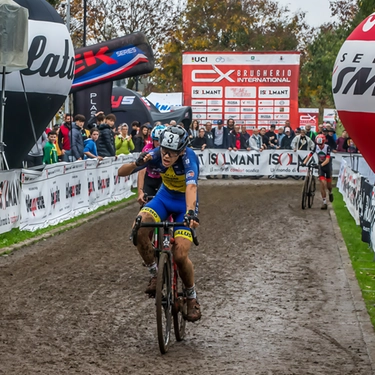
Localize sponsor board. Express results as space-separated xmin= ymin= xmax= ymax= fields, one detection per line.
xmin=225 ymin=100 xmax=240 ymax=106
xmin=298 ymin=108 xmax=319 ymax=128
xmin=16 ymin=157 xmax=135 ymax=232
xmin=194 ymin=149 xmax=356 ymax=178
xmin=0 ymin=171 xmax=21 ymax=234
xmin=183 ymin=52 xmax=300 ymax=127
xmin=225 ymin=107 xmax=240 ymax=113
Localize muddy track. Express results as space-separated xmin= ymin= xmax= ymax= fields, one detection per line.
xmin=0 ymin=179 xmax=373 ymax=375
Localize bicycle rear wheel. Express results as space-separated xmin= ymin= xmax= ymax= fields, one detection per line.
xmin=301 ymin=175 xmax=310 ymax=210
xmin=307 ymin=176 xmax=316 ymax=208
xmin=156 ymin=252 xmax=172 ymax=354
xmin=173 ymin=274 xmax=186 ymax=341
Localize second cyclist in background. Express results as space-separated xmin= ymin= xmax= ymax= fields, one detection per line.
xmin=137 ymin=125 xmax=166 ymax=205
xmin=303 ymin=134 xmax=334 ymax=210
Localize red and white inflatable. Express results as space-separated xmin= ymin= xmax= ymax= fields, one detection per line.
xmin=333 ymin=13 xmax=375 ymax=173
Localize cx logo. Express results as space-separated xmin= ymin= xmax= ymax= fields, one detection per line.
xmin=192 ymin=65 xmax=235 ymax=83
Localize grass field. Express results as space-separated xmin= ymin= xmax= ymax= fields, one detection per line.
xmin=332 ymin=188 xmax=375 ymax=328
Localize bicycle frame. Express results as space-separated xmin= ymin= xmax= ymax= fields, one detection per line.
xmin=131 ymin=215 xmax=198 ymax=353
xmin=301 ymin=163 xmax=319 ymax=209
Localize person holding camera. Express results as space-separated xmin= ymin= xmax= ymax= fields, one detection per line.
xmin=115 ymin=123 xmax=134 ymax=155
xmin=87 ymin=111 xmax=105 ymax=130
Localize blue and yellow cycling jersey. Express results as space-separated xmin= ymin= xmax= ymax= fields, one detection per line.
xmin=133 ymin=146 xmax=199 ymax=194
xmin=133 ymin=147 xmax=199 ymax=241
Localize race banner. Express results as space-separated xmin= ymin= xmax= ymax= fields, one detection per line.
xmin=194 ymin=149 xmax=302 ymax=176
xmin=298 ymin=108 xmax=319 ymax=131
xmin=337 ymin=159 xmax=361 ymax=224
xmin=193 ymin=149 xmax=352 ymax=177
xmin=0 ymin=170 xmax=21 ymax=234
xmin=44 ymin=163 xmax=72 ymax=226
xmin=359 ymin=177 xmax=375 ymax=245
xmin=323 ymin=108 xmax=337 ymax=125
xmin=20 ymin=169 xmax=50 ymax=231
xmin=19 ymin=157 xmax=136 ymax=232
xmin=182 ymin=52 xmax=300 ymax=128
xmin=112 ymin=154 xmax=135 ymax=200
xmin=64 ymin=161 xmax=89 ymax=215
xmin=96 ymin=158 xmax=114 ymax=204
xmin=86 ymin=159 xmax=101 ymax=209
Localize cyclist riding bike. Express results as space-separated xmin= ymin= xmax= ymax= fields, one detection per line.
xmin=303 ymin=134 xmax=334 ymax=210
xmin=118 ymin=125 xmax=202 ymax=322
xmin=137 ymin=125 xmax=166 ymax=205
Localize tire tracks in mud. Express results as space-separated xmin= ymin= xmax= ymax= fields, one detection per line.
xmin=0 ymin=180 xmax=373 ymax=374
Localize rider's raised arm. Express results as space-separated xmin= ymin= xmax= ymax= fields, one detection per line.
xmin=118 ymin=151 xmax=154 ymax=177
xmin=118 ymin=160 xmax=139 ymax=177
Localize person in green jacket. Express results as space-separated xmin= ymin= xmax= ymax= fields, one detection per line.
xmin=43 ymin=131 xmax=58 ymax=164
xmin=115 ymin=123 xmax=135 ymax=155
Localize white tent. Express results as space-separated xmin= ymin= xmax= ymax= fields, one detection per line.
xmin=146 ymin=92 xmax=182 ymax=113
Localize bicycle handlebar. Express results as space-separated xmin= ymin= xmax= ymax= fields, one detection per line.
xmin=131 ymin=215 xmax=199 ymax=247
xmin=143 ymin=193 xmax=155 ymax=202
xmin=297 ymin=162 xmax=319 ymax=172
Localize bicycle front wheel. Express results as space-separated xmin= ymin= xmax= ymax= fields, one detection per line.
xmin=301 ymin=175 xmax=310 ymax=210
xmin=156 ymin=252 xmax=172 ymax=354
xmin=173 ymin=274 xmax=186 ymax=341
xmin=308 ymin=176 xmax=316 ymax=208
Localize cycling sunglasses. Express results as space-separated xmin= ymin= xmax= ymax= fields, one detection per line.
xmin=161 ymin=147 xmax=180 ymax=158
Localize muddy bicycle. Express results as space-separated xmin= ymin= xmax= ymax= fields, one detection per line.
xmin=131 ymin=214 xmax=199 ymax=354
xmin=301 ymin=163 xmax=319 ymax=209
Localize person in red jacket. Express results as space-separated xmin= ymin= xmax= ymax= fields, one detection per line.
xmin=58 ymin=113 xmax=72 ymax=162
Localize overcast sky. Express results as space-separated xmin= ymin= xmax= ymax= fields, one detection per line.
xmin=276 ymin=0 xmax=335 ymax=27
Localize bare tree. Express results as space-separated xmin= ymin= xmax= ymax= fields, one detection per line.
xmin=60 ymin=0 xmax=181 ymax=56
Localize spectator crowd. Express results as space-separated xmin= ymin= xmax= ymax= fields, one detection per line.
xmin=24 ymin=111 xmax=359 ymax=169
xmin=189 ymin=119 xmax=358 ymax=154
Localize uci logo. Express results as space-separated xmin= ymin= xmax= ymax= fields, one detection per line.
xmin=191 ymin=56 xmax=208 ymax=63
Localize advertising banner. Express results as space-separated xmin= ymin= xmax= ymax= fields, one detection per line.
xmin=194 ymin=149 xmax=309 ymax=176
xmin=298 ymin=108 xmax=319 ymax=131
xmin=146 ymin=92 xmax=183 ymax=112
xmin=0 ymin=170 xmax=21 ymax=234
xmin=360 ymin=177 xmax=375 ymax=245
xmin=20 ymin=170 xmax=50 ymax=230
xmin=323 ymin=108 xmax=337 ymax=125
xmin=73 ymin=81 xmax=113 ymax=124
xmin=44 ymin=163 xmax=71 ymax=226
xmin=18 ymin=157 xmax=136 ymax=232
xmin=112 ymin=154 xmax=135 ymax=200
xmin=182 ymin=52 xmax=300 ymax=128
xmin=337 ymin=159 xmax=361 ymax=224
xmin=96 ymin=158 xmax=114 ymax=204
xmin=194 ymin=149 xmax=351 ymax=177
xmin=64 ymin=161 xmax=89 ymax=215
xmin=71 ymin=32 xmax=154 ymax=93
